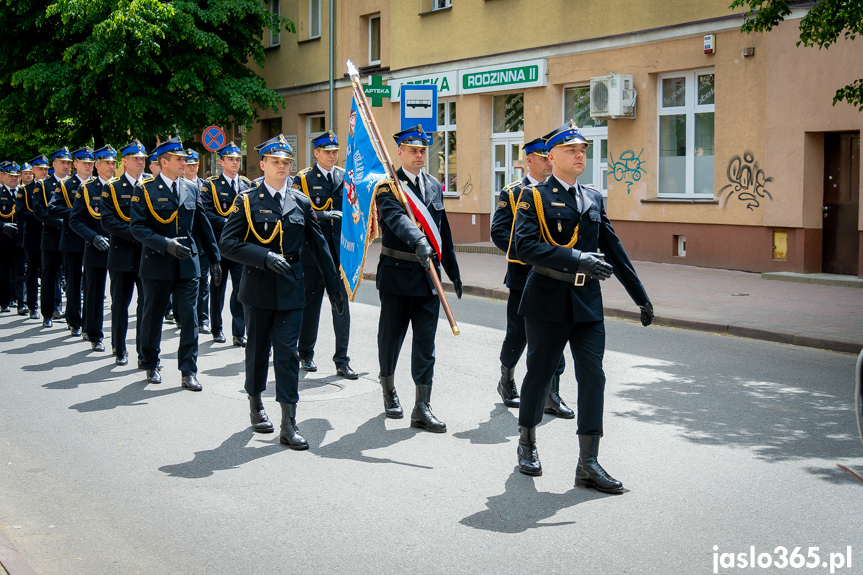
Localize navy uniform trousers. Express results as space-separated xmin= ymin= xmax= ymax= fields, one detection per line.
xmin=49 ymin=174 xmax=88 ymax=330
xmin=33 ymin=178 xmax=65 ymax=317
xmin=514 ymin=177 xmax=648 ymax=434
xmin=219 ymin=184 xmax=341 ymax=404
xmin=16 ymin=182 xmax=43 ymax=311
xmin=70 ymin=179 xmax=109 ymax=342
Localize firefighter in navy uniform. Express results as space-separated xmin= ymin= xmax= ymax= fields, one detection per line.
xmin=183 ymin=149 xmax=210 ymax=335
xmin=17 ymin=157 xmax=47 ymax=320
xmin=130 ymin=137 xmax=222 ymax=391
xmin=489 ymin=137 xmax=572 ymax=418
xmin=101 ymin=140 xmax=147 ymax=366
xmin=374 ymin=126 xmax=462 ymax=433
xmin=219 ymin=134 xmax=345 ymax=449
xmin=0 ymin=162 xmax=23 ymax=312
xmin=48 ymin=146 xmax=94 ymax=337
xmin=293 ymin=131 xmax=357 ymax=379
xmin=200 ymin=141 xmax=249 ymax=346
xmin=70 ymin=145 xmax=116 ymax=351
xmin=512 ymin=122 xmax=655 ymax=489
xmin=33 ymin=147 xmax=72 ymax=327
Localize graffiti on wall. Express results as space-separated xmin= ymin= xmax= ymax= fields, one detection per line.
xmin=608 ymin=148 xmax=645 ymax=194
xmin=719 ymin=151 xmax=773 ymax=210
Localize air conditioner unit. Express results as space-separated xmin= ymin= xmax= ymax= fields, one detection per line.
xmin=590 ymin=74 xmax=637 ymax=119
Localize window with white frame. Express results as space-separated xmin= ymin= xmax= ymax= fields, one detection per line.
xmin=429 ymin=99 xmax=457 ymax=195
xmin=309 ymin=0 xmax=321 ymax=39
xmin=564 ymin=85 xmax=609 ymax=197
xmin=269 ymin=0 xmax=280 ymax=47
xmin=306 ymin=114 xmax=326 ymax=168
xmin=368 ymin=15 xmax=381 ymax=66
xmin=433 ymin=0 xmax=452 ymax=10
xmin=657 ymin=69 xmax=715 ymax=197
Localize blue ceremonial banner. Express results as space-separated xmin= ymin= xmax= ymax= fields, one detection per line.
xmin=341 ymin=95 xmax=387 ymax=300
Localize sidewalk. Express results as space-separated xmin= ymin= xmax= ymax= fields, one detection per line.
xmin=363 ymin=242 xmax=863 ymax=354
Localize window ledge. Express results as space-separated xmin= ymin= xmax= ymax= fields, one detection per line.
xmin=264 ymin=43 xmax=281 ymax=51
xmin=641 ymin=197 xmax=719 ymax=204
xmin=298 ymin=36 xmax=321 ymax=45
xmin=419 ymin=6 xmax=452 ymax=16
xmin=442 ymin=192 xmax=459 ymax=198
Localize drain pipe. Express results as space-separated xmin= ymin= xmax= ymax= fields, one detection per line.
xmin=328 ymin=0 xmax=334 ymax=130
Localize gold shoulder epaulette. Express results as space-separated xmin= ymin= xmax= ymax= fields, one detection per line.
xmin=297 ymin=167 xmax=312 ymax=176
xmin=239 ymin=175 xmax=251 ymax=183
xmin=141 ymin=175 xmax=155 ymax=184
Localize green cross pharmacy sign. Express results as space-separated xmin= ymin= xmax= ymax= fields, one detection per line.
xmin=363 ymin=75 xmax=391 ymax=107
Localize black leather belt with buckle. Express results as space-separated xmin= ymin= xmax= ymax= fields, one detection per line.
xmin=533 ymin=266 xmax=589 ymax=287
xmin=381 ymin=246 xmax=420 ymax=262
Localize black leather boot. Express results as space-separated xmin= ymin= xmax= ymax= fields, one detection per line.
xmin=279 ymin=403 xmax=308 ymax=450
xmin=544 ymin=374 xmax=575 ymax=419
xmin=575 ymin=435 xmax=623 ymax=494
xmin=410 ymin=385 xmax=446 ymax=433
xmin=497 ymin=365 xmax=519 ymax=408
xmin=517 ymin=426 xmax=542 ymax=476
xmin=380 ymin=374 xmax=403 ymax=419
xmin=249 ymin=393 xmax=274 ymax=433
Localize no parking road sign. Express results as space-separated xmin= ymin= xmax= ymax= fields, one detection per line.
xmin=202 ymin=125 xmax=226 ymax=152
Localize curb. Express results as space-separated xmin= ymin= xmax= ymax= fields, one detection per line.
xmin=362 ymin=273 xmax=862 ymax=355
xmin=0 ymin=528 xmax=38 ymax=575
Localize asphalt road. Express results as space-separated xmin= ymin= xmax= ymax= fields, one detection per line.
xmin=0 ymin=290 xmax=860 ymax=575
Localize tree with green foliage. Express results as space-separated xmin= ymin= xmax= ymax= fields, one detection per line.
xmin=729 ymin=0 xmax=863 ymax=110
xmin=0 ymin=0 xmax=295 ymax=159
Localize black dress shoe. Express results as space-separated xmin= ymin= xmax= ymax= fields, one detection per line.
xmin=517 ymin=426 xmax=542 ymax=476
xmin=544 ymin=374 xmax=575 ymax=419
xmin=116 ymin=352 xmax=129 ymax=366
xmin=575 ymin=435 xmax=623 ymax=494
xmin=380 ymin=375 xmax=403 ymax=419
xmin=29 ymin=311 xmax=40 ymax=320
xmin=232 ymin=335 xmax=246 ymax=347
xmin=91 ymin=341 xmax=105 ymax=352
xmin=213 ymin=330 xmax=226 ymax=343
xmin=42 ymin=319 xmax=52 ymax=328
xmin=299 ymin=357 xmax=316 ymax=372
xmin=146 ymin=369 xmax=162 ymax=384
xmin=336 ymin=365 xmax=359 ymax=380
xmin=181 ymin=374 xmax=202 ymax=391
xmin=279 ymin=403 xmax=308 ymax=450
xmin=249 ymin=394 xmax=274 ymax=433
xmin=17 ymin=306 xmax=28 ymax=316
xmin=0 ymin=306 xmax=10 ymax=313
xmin=409 ymin=385 xmax=446 ymax=433
xmin=199 ymin=321 xmax=211 ymax=335
xmin=164 ymin=310 xmax=174 ymax=323
xmin=52 ymin=310 xmax=65 ymax=320
xmin=497 ymin=365 xmax=520 ymax=408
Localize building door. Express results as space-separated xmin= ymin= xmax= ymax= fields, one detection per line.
xmin=822 ymin=132 xmax=860 ymax=275
xmin=491 ymin=138 xmax=524 ymax=215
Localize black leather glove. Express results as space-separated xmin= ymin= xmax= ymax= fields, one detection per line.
xmin=414 ymin=237 xmax=433 ymax=268
xmin=2 ymin=223 xmax=17 ymax=238
xmin=166 ymin=237 xmax=192 ymax=260
xmin=210 ymin=262 xmax=222 ymax=287
xmin=453 ymin=278 xmax=463 ymax=299
xmin=575 ymin=251 xmax=614 ymax=281
xmin=322 ymin=210 xmax=342 ymax=222
xmin=265 ymin=251 xmax=292 ymax=276
xmin=639 ymin=301 xmax=654 ymax=327
xmin=91 ymin=235 xmax=110 ymax=251
xmin=329 ymin=290 xmax=346 ymax=316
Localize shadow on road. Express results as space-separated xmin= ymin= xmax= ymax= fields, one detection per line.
xmin=68 ymin=379 xmax=184 ymax=412
xmin=460 ymin=468 xmax=611 ymax=532
xmin=613 ymin=359 xmax=861 ymax=483
xmin=0 ymin=324 xmax=56 ymax=346
xmin=453 ymin=404 xmax=518 ymax=445
xmin=23 ymin=347 xmax=108 ymax=371
xmin=159 ymin=429 xmax=282 ymax=479
xmin=306 ymin=414 xmax=432 ymax=469
xmin=43 ymin=362 xmax=121 ymax=390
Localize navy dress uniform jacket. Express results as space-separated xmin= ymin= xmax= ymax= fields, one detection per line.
xmin=514 ymin=176 xmax=648 ymax=324
xmin=201 ymin=174 xmax=250 ymax=241
xmin=32 ymin=177 xmax=64 ymax=251
xmin=69 ymin=178 xmax=109 ymax=269
xmin=48 ymin=173 xmax=86 ymax=253
xmin=130 ymin=175 xmax=220 ymax=280
xmin=0 ymin=186 xmax=20 ymax=248
xmin=490 ymin=177 xmax=533 ymax=291
xmin=16 ymin=182 xmax=44 ymax=251
xmin=375 ymin=168 xmax=460 ymax=296
xmin=293 ymin=164 xmax=345 ymax=268
xmin=100 ymin=176 xmax=142 ymax=273
xmin=219 ymin=184 xmax=340 ymax=311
